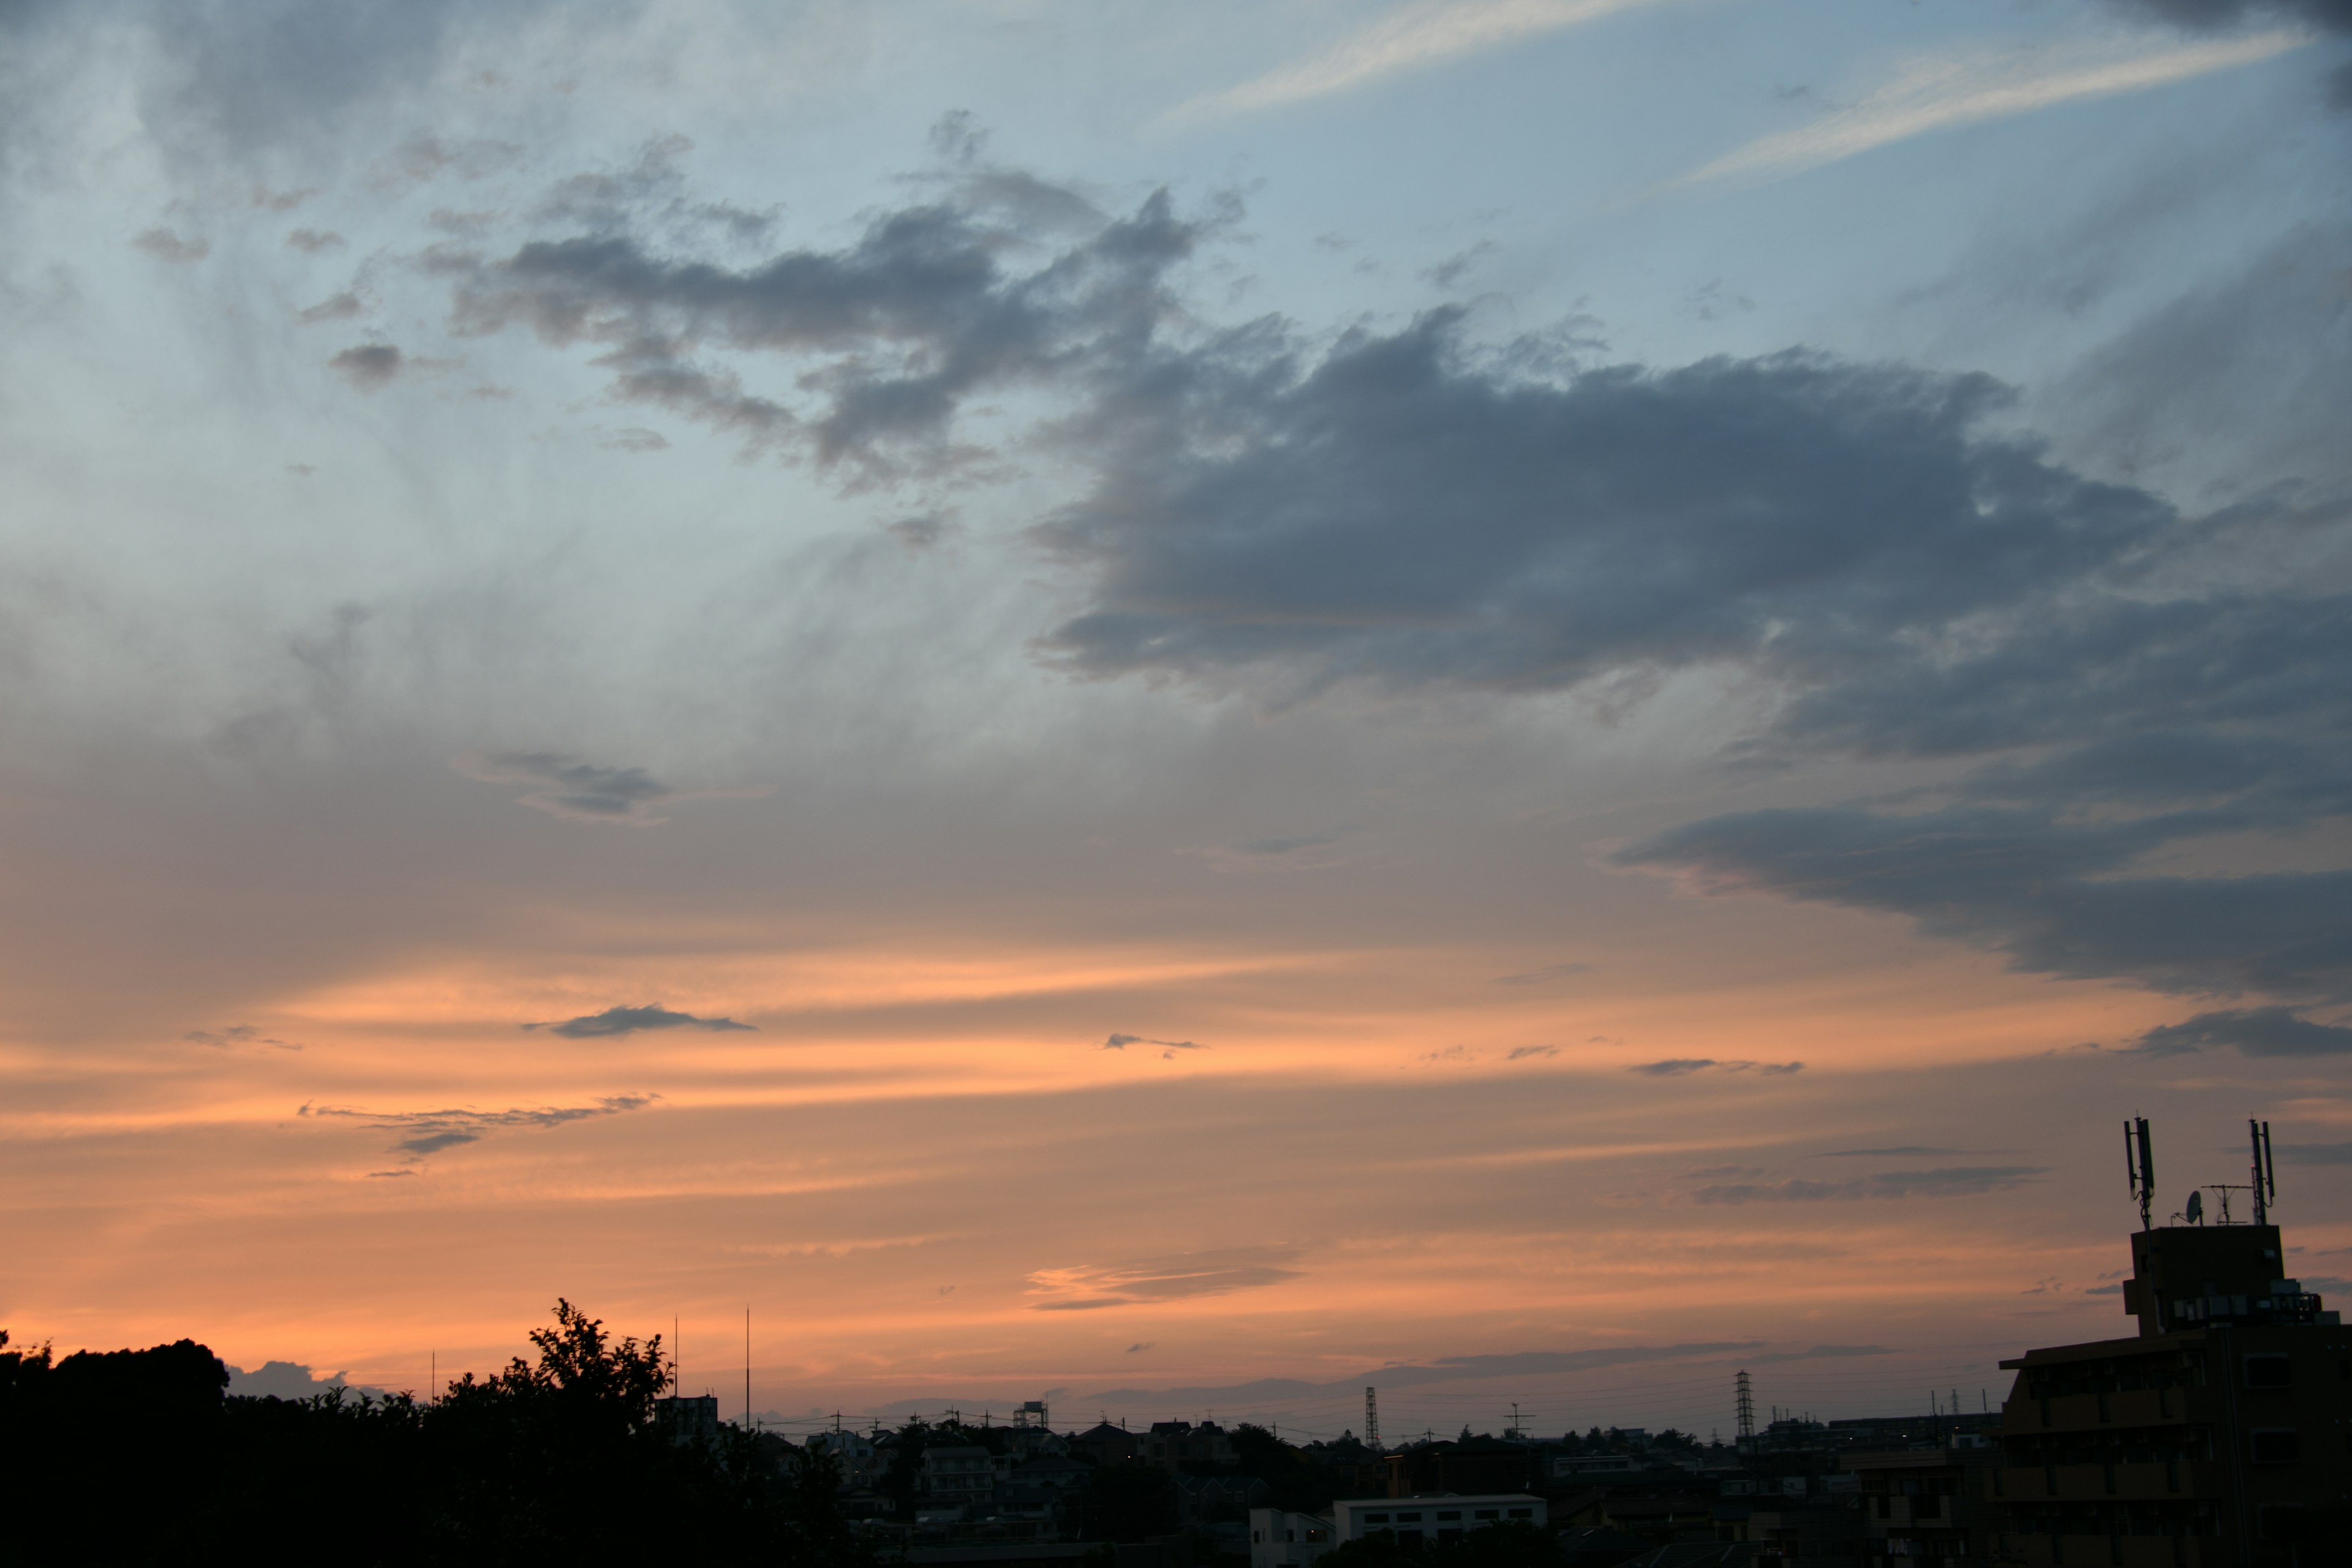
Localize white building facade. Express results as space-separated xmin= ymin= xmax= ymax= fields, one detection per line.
xmin=1249 ymin=1508 xmax=1335 ymax=1568
xmin=1330 ymin=1494 xmax=1545 ymax=1547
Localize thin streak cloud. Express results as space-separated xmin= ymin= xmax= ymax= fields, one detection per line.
xmin=1163 ymin=0 xmax=1683 ymax=124
xmin=1673 ymin=29 xmax=2308 ymax=187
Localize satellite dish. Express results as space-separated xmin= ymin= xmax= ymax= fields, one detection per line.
xmin=2185 ymin=1190 xmax=2204 ymax=1225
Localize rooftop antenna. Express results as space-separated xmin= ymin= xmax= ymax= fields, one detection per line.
xmin=745 ymin=1305 xmax=752 ymax=1433
xmin=1735 ymin=1370 xmax=1754 ymax=1451
xmin=2124 ymin=1117 xmax=2154 ymax=1231
xmin=2183 ymin=1189 xmax=2204 ymax=1226
xmin=2250 ymin=1119 xmax=2275 ymax=1226
xmin=1365 ymin=1387 xmax=1381 ymax=1453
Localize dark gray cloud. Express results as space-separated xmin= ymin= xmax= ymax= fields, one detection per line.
xmin=1102 ymin=1033 xmax=1204 ymax=1058
xmin=431 ymin=159 xmax=1210 ymax=483
xmin=1694 ymin=1166 xmax=2046 ymax=1205
xmin=132 ymin=227 xmax=209 ymax=262
xmin=285 ymin=227 xmax=344 ymax=253
xmin=456 ymin=751 xmax=674 ymax=822
xmin=531 ymin=1005 xmax=754 ymax=1039
xmin=1621 ymin=810 xmax=2352 ymax=1006
xmin=2103 ymin=0 xmax=2352 ymax=31
xmin=329 ymin=342 xmax=402 ymax=390
xmin=1630 ymin=1058 xmax=1803 ymax=1077
xmin=226 ymin=1360 xmax=347 ymax=1399
xmin=2133 ymin=1005 xmax=2352 ymax=1057
xmin=300 ymin=1093 xmax=658 ymax=1161
xmin=2278 ymin=1139 xmax=2352 ymax=1163
xmin=1039 ymin=315 xmax=2158 ymax=696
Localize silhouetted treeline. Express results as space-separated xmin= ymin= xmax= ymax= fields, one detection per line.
xmin=0 ymin=1302 xmax=869 ymax=1567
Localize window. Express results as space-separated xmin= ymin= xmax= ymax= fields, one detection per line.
xmin=1436 ymin=1512 xmax=1461 ymax=1521
xmin=1365 ymin=1514 xmax=1389 ymax=1525
xmin=1507 ymin=1509 xmax=1533 ymax=1520
xmin=2249 ymin=1430 xmax=2300 ymax=1466
xmin=1473 ymin=1511 xmax=1498 ymax=1521
xmin=2244 ymin=1356 xmax=2291 ymax=1390
xmin=2258 ymin=1504 xmax=2306 ymax=1544
xmin=1396 ymin=1513 xmax=1422 ymax=1523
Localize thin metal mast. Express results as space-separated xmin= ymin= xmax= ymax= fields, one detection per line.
xmin=2125 ymin=1117 xmax=2154 ymax=1232
xmin=1365 ymin=1387 xmax=1381 ymax=1452
xmin=2250 ymin=1119 xmax=2275 ymax=1226
xmin=1735 ymin=1370 xmax=1755 ymax=1450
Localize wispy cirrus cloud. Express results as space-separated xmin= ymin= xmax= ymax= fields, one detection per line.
xmin=300 ymin=1094 xmax=658 ymax=1161
xmin=1630 ymin=1058 xmax=1803 ymax=1077
xmin=1103 ymin=1033 xmax=1205 ymax=1059
xmin=1027 ymin=1246 xmax=1304 ymax=1311
xmin=1672 ymin=29 xmax=2309 ymax=188
xmin=1163 ymin=0 xmax=1685 ymax=124
xmin=1696 ymin=1166 xmax=2045 ymax=1204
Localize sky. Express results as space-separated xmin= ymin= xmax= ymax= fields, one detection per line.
xmin=1 ymin=0 xmax=2348 ymax=1442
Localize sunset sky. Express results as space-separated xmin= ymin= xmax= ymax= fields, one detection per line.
xmin=2 ymin=0 xmax=2349 ymax=1442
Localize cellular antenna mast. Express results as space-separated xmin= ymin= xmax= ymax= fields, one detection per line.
xmin=2250 ymin=1119 xmax=2275 ymax=1226
xmin=1365 ymin=1387 xmax=1381 ymax=1453
xmin=2124 ymin=1117 xmax=2155 ymax=1232
xmin=1735 ymin=1370 xmax=1755 ymax=1451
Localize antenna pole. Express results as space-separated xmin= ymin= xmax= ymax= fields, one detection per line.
xmin=2126 ymin=1117 xmax=2154 ymax=1231
xmin=1365 ymin=1387 xmax=1381 ymax=1453
xmin=745 ymin=1305 xmax=753 ymax=1433
xmin=1735 ymin=1370 xmax=1754 ymax=1452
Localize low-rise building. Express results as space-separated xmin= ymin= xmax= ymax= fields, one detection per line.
xmin=1846 ymin=1445 xmax=1997 ymax=1564
xmin=922 ymin=1444 xmax=1000 ymax=1520
xmin=1248 ymin=1507 xmax=1335 ymax=1568
xmin=1989 ymin=1205 xmax=2348 ymax=1564
xmin=1330 ymin=1494 xmax=1546 ymax=1546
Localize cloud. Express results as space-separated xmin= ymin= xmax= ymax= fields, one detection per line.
xmin=1233 ymin=831 xmax=1346 ymax=856
xmin=1028 ymin=1247 xmax=1305 ymax=1311
xmin=595 ymin=427 xmax=669 ymax=453
xmin=299 ymin=291 xmax=367 ymax=323
xmin=1163 ymin=0 xmax=1681 ymax=123
xmin=1495 ymin=962 xmax=1591 ymax=986
xmin=1038 ymin=314 xmax=2158 ymax=697
xmin=1102 ymin=1033 xmax=1204 ymax=1059
xmin=430 ymin=163 xmax=1209 ymax=483
xmin=2276 ymin=1140 xmax=2352 ymax=1164
xmin=285 ymin=228 xmax=345 ymax=253
xmin=2105 ymin=1 xmax=2352 ymax=33
xmin=301 ymin=1093 xmax=658 ymax=1162
xmin=132 ymin=227 xmax=209 ymax=263
xmin=1672 ymin=31 xmax=2310 ymax=188
xmin=1086 ymin=1341 xmax=1763 ymax=1403
xmin=1695 ymin=1166 xmax=2046 ymax=1204
xmin=183 ymin=1024 xmax=301 ymax=1052
xmin=2134 ymin=1006 xmax=2352 ymax=1057
xmin=383 ymin=151 xmax=2348 ymax=1051
xmin=1505 ymin=1044 xmax=1560 ymax=1060
xmin=371 ymin=132 xmax=522 ymax=193
xmin=530 ymin=1005 xmax=755 ymax=1039
xmin=329 ymin=343 xmax=403 ymax=390
xmin=1126 ymin=1343 xmax=1155 ymax=1354
xmin=225 ymin=1360 xmax=347 ymax=1400
xmin=1630 ymin=1058 xmax=1802 ymax=1077
xmin=1812 ymin=1146 xmax=1973 ymax=1158
xmin=455 ymin=751 xmax=676 ymax=823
